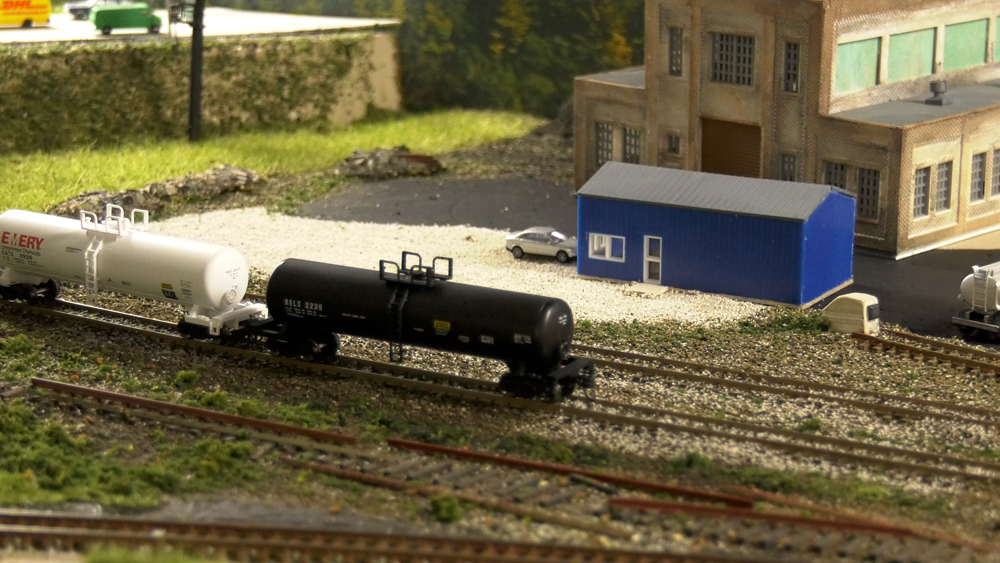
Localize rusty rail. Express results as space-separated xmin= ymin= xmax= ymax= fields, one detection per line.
xmin=852 ymin=332 xmax=1000 ymax=375
xmin=0 ymin=514 xmax=771 ymax=563
xmin=31 ymin=377 xmax=357 ymax=445
xmin=387 ymin=437 xmax=753 ymax=509
xmin=608 ymin=497 xmax=914 ymax=537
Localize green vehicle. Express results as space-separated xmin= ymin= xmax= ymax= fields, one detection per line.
xmin=90 ymin=2 xmax=161 ymax=35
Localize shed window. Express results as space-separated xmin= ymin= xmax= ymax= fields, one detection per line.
xmin=668 ymin=27 xmax=684 ymax=76
xmin=783 ymin=42 xmax=800 ymax=93
xmin=992 ymin=150 xmax=1000 ymax=196
xmin=624 ymin=128 xmax=641 ymax=164
xmin=711 ymin=33 xmax=754 ymax=86
xmin=936 ymin=161 xmax=952 ymax=211
xmin=596 ymin=123 xmax=613 ymax=169
xmin=913 ymin=167 xmax=930 ymax=218
xmin=589 ymin=234 xmax=626 ymax=262
xmin=972 ymin=152 xmax=986 ymax=201
xmin=779 ymin=154 xmax=796 ymax=181
xmin=857 ymin=167 xmax=880 ymax=221
xmin=824 ymin=161 xmax=846 ymax=189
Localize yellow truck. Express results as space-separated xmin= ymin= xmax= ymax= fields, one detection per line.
xmin=0 ymin=0 xmax=51 ymax=27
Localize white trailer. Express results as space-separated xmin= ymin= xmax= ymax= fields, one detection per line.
xmin=952 ymin=261 xmax=1000 ymax=335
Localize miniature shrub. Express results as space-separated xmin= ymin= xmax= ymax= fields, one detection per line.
xmin=665 ymin=451 xmax=713 ymax=473
xmin=795 ymin=417 xmax=823 ymax=433
xmin=199 ymin=390 xmax=229 ymax=410
xmin=174 ymin=370 xmax=201 ymax=387
xmin=429 ymin=494 xmax=463 ymax=523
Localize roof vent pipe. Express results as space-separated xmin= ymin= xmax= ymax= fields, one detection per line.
xmin=926 ymin=80 xmax=951 ymax=106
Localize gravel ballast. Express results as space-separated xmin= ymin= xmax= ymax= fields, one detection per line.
xmin=150 ymin=207 xmax=766 ymax=326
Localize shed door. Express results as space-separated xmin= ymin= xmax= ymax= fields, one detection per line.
xmin=644 ymin=236 xmax=662 ymax=284
xmin=701 ymin=118 xmax=762 ymax=178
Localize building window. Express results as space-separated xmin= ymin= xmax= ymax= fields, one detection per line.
xmin=711 ymin=33 xmax=754 ymax=86
xmin=667 ymin=135 xmax=680 ymax=154
xmin=936 ymin=161 xmax=952 ymax=211
xmin=993 ymin=150 xmax=1000 ymax=196
xmin=913 ymin=167 xmax=930 ymax=218
xmin=779 ymin=154 xmax=796 ymax=181
xmin=783 ymin=42 xmax=800 ymax=93
xmin=624 ymin=128 xmax=641 ymax=164
xmin=971 ymin=152 xmax=986 ymax=201
xmin=669 ymin=27 xmax=683 ymax=76
xmin=857 ymin=167 xmax=880 ymax=221
xmin=824 ymin=161 xmax=847 ymax=189
xmin=596 ymin=122 xmax=613 ymax=169
xmin=589 ymin=233 xmax=626 ymax=262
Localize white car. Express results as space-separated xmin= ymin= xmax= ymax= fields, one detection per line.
xmin=64 ymin=0 xmax=127 ymax=20
xmin=505 ymin=227 xmax=577 ymax=263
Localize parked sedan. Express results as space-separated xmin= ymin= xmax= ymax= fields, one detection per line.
xmin=505 ymin=227 xmax=577 ymax=263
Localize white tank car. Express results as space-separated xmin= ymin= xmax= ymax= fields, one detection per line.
xmin=0 ymin=205 xmax=267 ymax=336
xmin=953 ymin=261 xmax=1000 ymax=336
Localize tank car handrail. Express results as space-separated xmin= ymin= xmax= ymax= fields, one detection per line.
xmin=130 ymin=209 xmax=149 ymax=231
xmin=431 ymin=256 xmax=453 ymax=281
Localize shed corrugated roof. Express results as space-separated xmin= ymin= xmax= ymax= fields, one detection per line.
xmin=578 ymin=162 xmax=850 ymax=221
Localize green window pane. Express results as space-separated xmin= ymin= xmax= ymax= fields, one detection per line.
xmin=835 ymin=38 xmax=880 ymax=94
xmin=887 ymin=28 xmax=935 ymax=83
xmin=943 ymin=19 xmax=988 ymax=72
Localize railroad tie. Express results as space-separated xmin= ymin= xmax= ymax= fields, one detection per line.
xmin=536 ymin=488 xmax=578 ymax=507
xmin=807 ymin=531 xmax=845 ymax=555
xmin=513 ymin=483 xmax=560 ymax=504
xmin=432 ymin=464 xmax=479 ymax=485
xmin=381 ymin=458 xmax=425 ymax=478
xmin=946 ymin=546 xmax=977 ymax=563
xmin=453 ymin=469 xmax=504 ymax=489
xmin=405 ymin=460 xmax=453 ymax=481
xmin=492 ymin=476 xmax=542 ymax=497
xmin=896 ymin=538 xmax=940 ymax=563
xmin=864 ymin=536 xmax=904 ymax=562
xmin=568 ymin=473 xmax=619 ymax=495
xmin=898 ymin=539 xmax=949 ymax=563
xmin=837 ymin=533 xmax=875 ymax=558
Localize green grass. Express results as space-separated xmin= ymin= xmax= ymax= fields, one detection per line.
xmin=0 ymin=109 xmax=544 ymax=212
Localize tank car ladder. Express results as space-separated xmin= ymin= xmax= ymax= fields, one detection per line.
xmin=972 ymin=266 xmax=991 ymax=312
xmin=84 ymin=239 xmax=103 ymax=305
xmin=387 ymin=287 xmax=409 ymax=362
xmin=79 ymin=204 xmax=149 ymax=306
xmin=379 ymin=251 xmax=454 ymax=363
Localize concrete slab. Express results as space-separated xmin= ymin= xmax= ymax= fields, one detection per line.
xmin=622 ymin=283 xmax=670 ymax=298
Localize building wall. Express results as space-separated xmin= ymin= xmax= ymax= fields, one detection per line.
xmin=813 ymin=117 xmax=901 ymax=251
xmin=821 ymin=0 xmax=1000 ymax=115
xmin=573 ymin=76 xmax=647 ymax=188
xmin=577 ymin=196 xmax=808 ymax=304
xmin=898 ymin=105 xmax=1000 ymax=254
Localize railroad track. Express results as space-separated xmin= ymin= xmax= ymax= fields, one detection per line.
xmin=21 ymin=383 xmax=998 ymax=562
xmin=8 ymin=298 xmax=1000 ymax=488
xmin=0 ymin=513 xmax=759 ymax=563
xmin=852 ymin=328 xmax=1000 ymax=375
xmin=574 ymin=342 xmax=1000 ymax=430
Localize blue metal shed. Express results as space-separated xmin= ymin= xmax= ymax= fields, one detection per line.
xmin=576 ymin=162 xmax=855 ymax=306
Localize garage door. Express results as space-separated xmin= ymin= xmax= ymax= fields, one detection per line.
xmin=701 ymin=118 xmax=761 ymax=178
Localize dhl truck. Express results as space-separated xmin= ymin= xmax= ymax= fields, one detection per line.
xmin=0 ymin=0 xmax=50 ymax=27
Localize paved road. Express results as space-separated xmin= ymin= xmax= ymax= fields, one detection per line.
xmin=0 ymin=9 xmax=394 ymax=43
xmin=300 ymin=177 xmax=580 ymax=235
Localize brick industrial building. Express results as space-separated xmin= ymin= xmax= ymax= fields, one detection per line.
xmin=574 ymin=0 xmax=1000 ymax=258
